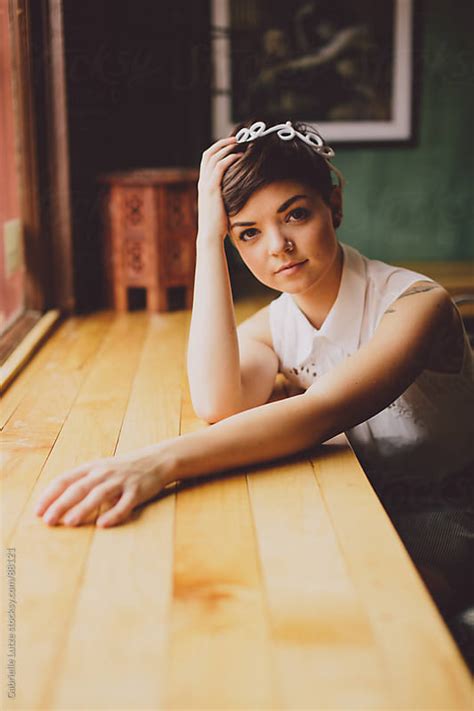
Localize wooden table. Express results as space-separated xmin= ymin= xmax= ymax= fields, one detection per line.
xmin=1 ymin=302 xmax=472 ymax=710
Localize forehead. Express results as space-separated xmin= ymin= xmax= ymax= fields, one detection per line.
xmin=234 ymin=180 xmax=319 ymax=216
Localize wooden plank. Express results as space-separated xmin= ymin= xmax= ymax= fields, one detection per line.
xmin=3 ymin=313 xmax=149 ymax=710
xmin=247 ymin=449 xmax=388 ymax=709
xmin=0 ymin=310 xmax=42 ymax=364
xmin=1 ymin=312 xmax=115 ymax=541
xmin=44 ymin=310 xmax=189 ymax=710
xmin=162 ymin=334 xmax=278 ymax=710
xmin=313 ymin=443 xmax=473 ymax=709
xmin=0 ymin=311 xmax=114 ymax=429
xmin=0 ymin=310 xmax=61 ymax=393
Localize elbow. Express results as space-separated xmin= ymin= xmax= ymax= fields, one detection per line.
xmin=193 ymin=406 xmax=220 ymax=424
xmin=189 ymin=382 xmax=246 ymax=424
xmin=190 ymin=401 xmax=215 ymax=424
xmin=191 ymin=401 xmax=244 ymax=424
xmin=202 ymin=413 xmax=225 ymax=425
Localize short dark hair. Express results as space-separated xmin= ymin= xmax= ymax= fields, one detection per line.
xmin=222 ymin=118 xmax=340 ymax=217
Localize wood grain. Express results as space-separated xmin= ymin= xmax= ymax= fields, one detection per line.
xmin=2 ymin=308 xmax=472 ymax=710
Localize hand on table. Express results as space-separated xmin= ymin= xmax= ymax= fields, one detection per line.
xmin=34 ymin=443 xmax=176 ymax=528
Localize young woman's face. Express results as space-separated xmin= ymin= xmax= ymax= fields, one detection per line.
xmin=228 ymin=180 xmax=341 ymax=294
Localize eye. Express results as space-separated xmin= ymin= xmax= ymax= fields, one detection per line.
xmin=238 ymin=207 xmax=310 ymax=242
xmin=238 ymin=228 xmax=259 ymax=242
xmin=287 ymin=207 xmax=309 ymax=221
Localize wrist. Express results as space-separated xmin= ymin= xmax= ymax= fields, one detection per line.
xmin=196 ymin=230 xmax=227 ymax=248
xmin=135 ymin=440 xmax=180 ymax=487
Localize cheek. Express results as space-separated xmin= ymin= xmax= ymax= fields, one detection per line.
xmin=241 ymin=252 xmax=261 ymax=274
xmin=236 ymin=248 xmax=273 ymax=282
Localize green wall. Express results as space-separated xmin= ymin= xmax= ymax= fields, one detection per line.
xmin=336 ymin=1 xmax=473 ymax=261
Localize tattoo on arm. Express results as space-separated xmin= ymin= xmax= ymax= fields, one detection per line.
xmin=383 ymin=283 xmax=441 ymax=316
xmin=394 ymin=284 xmax=439 ymax=300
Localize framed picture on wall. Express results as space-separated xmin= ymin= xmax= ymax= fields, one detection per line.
xmin=211 ymin=0 xmax=415 ymax=144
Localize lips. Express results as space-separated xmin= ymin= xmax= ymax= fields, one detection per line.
xmin=276 ymin=259 xmax=308 ymax=274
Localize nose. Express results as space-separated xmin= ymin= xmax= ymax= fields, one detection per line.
xmin=267 ymin=226 xmax=293 ymax=256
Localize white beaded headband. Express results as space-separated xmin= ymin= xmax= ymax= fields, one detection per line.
xmin=235 ymin=120 xmax=346 ymax=188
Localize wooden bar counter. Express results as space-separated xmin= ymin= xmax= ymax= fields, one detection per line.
xmin=1 ymin=300 xmax=472 ymax=710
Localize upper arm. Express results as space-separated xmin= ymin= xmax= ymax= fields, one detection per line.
xmin=236 ymin=304 xmax=280 ymax=411
xmin=303 ymin=280 xmax=453 ymax=435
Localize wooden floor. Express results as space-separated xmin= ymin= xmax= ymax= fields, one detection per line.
xmin=1 ymin=297 xmax=473 ymax=710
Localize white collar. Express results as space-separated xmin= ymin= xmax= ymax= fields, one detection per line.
xmin=286 ymin=241 xmax=367 ymax=357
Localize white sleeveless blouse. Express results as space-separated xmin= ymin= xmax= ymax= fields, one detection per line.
xmin=269 ymin=241 xmax=474 ymax=510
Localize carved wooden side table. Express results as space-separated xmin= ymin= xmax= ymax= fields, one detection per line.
xmin=98 ymin=168 xmax=199 ymax=312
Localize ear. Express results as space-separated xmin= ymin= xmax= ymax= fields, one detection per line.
xmin=329 ymin=185 xmax=343 ymax=228
xmin=329 ymin=185 xmax=342 ymax=211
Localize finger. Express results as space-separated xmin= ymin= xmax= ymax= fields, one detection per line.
xmin=34 ymin=466 xmax=91 ymax=516
xmin=41 ymin=475 xmax=111 ymax=526
xmin=34 ymin=463 xmax=108 ymax=517
xmin=201 ymin=137 xmax=237 ymax=166
xmin=216 ymin=151 xmax=244 ymax=171
xmin=96 ymin=488 xmax=138 ymax=528
xmin=200 ymin=152 xmax=243 ymax=191
xmin=61 ymin=482 xmax=123 ymax=527
xmin=210 ymin=152 xmax=244 ymax=183
xmin=202 ymin=136 xmax=237 ymax=158
xmin=206 ymin=142 xmax=242 ymax=170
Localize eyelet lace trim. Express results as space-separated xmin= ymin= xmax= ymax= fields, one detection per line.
xmin=386 ymin=398 xmax=424 ymax=425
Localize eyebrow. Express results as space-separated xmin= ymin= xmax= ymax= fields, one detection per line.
xmin=230 ymin=194 xmax=309 ymax=229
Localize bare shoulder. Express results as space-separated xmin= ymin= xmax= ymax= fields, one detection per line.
xmin=386 ymin=279 xmax=444 ymax=306
xmin=381 ymin=279 xmax=446 ymax=316
xmin=236 ymin=302 xmax=274 ymax=349
xmin=382 ymin=279 xmax=465 ymax=373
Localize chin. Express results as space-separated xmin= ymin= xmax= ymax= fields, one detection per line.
xmin=268 ymin=278 xmax=307 ymax=294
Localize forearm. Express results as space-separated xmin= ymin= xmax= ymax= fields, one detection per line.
xmin=187 ymin=236 xmax=242 ymax=420
xmin=159 ymin=391 xmax=338 ymax=485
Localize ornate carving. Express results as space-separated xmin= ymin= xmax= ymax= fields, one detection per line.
xmin=124 ymin=238 xmax=145 ymax=274
xmin=167 ymin=186 xmax=191 ymax=230
xmin=123 ymin=192 xmax=143 ymax=226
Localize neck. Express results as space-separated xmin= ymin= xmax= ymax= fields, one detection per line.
xmin=292 ymin=241 xmax=344 ymax=330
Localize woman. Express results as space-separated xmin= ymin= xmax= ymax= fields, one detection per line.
xmin=34 ymin=119 xmax=473 ymax=665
